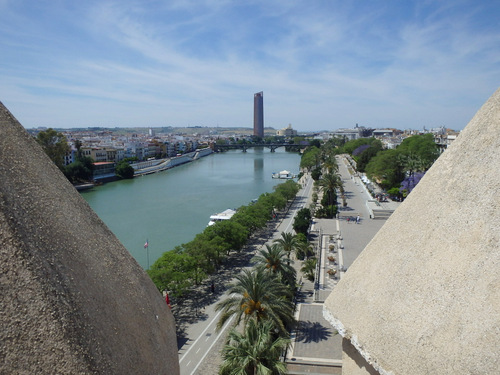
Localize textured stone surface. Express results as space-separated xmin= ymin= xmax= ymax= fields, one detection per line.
xmin=341 ymin=339 xmax=378 ymax=375
xmin=324 ymin=88 xmax=500 ymax=375
xmin=0 ymin=102 xmax=179 ymax=374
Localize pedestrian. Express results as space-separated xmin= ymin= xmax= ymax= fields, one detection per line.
xmin=356 ymin=215 xmax=360 ymax=224
xmin=347 ymin=217 xmax=350 ymax=224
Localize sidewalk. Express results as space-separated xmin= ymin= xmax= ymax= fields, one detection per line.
xmin=285 ymin=155 xmax=393 ymax=373
xmin=335 ymin=155 xmax=395 ymax=269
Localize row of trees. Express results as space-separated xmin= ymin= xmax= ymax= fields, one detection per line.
xmin=143 ymin=142 xmax=319 ymax=373
xmin=147 ymin=180 xmax=301 ymax=298
xmin=311 ymin=134 xmax=440 ymax=198
xmin=147 ymin=174 xmax=319 ymax=374
xmin=297 ymin=140 xmax=336 ymax=277
xmin=216 ymin=229 xmax=316 ymax=374
xmin=300 ymin=141 xmax=343 ymax=219
xmin=215 ymin=138 xmax=374 ymax=373
xmin=342 ymin=134 xmax=439 ymax=197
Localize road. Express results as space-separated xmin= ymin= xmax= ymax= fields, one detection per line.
xmin=178 ymin=175 xmax=315 ymax=375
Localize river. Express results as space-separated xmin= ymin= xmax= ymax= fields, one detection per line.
xmin=81 ymin=148 xmax=301 ymax=268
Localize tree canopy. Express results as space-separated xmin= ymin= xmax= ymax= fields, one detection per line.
xmin=364 ymin=134 xmax=440 ymax=190
xmin=342 ymin=137 xmax=376 ymax=155
xmin=147 ymin=248 xmax=198 ymax=298
xmin=365 ymin=148 xmax=402 ymax=189
xmin=293 ymin=208 xmax=311 ymax=235
xmin=36 ymin=128 xmax=70 ymax=170
xmin=397 ymin=134 xmax=439 ymax=170
xmin=64 ymin=156 xmax=95 ymax=183
xmin=355 ymin=139 xmax=383 ymax=172
xmin=300 ymin=146 xmax=321 ymax=171
xmin=220 ymin=319 xmax=289 ymax=375
xmin=115 ymin=160 xmax=135 ymax=179
xmin=253 ymin=243 xmax=296 ymax=288
xmin=215 ymin=268 xmax=295 ymax=336
xmin=148 ymin=180 xmax=301 ymax=296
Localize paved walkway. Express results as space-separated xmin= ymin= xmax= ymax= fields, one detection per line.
xmin=285 ymin=155 xmax=398 ymax=373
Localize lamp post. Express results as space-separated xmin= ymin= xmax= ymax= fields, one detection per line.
xmin=144 ymin=239 xmax=150 ymax=269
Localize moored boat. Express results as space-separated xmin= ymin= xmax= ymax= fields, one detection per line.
xmin=272 ymin=170 xmax=296 ymax=179
xmin=208 ymin=208 xmax=236 ymax=226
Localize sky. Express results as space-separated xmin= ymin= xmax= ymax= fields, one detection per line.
xmin=0 ymin=0 xmax=499 ymax=131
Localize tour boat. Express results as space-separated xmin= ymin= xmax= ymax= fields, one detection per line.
xmin=272 ymin=170 xmax=296 ymax=179
xmin=208 ymin=208 xmax=236 ymax=226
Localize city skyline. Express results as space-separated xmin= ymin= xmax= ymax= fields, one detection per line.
xmin=1 ymin=1 xmax=499 ymax=131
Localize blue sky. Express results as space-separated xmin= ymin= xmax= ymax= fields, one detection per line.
xmin=1 ymin=0 xmax=498 ymax=131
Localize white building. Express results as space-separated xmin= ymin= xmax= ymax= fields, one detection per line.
xmin=276 ymin=124 xmax=297 ymax=137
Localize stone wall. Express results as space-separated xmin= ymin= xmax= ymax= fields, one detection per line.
xmin=0 ymin=102 xmax=180 ymax=374
xmin=324 ymin=88 xmax=500 ymax=375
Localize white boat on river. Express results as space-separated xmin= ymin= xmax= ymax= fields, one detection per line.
xmin=272 ymin=170 xmax=296 ymax=179
xmin=208 ymin=209 xmax=236 ymax=226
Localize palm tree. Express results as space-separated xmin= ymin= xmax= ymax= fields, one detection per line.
xmin=317 ymin=173 xmax=342 ymax=207
xmin=253 ymin=244 xmax=296 ymax=288
xmin=215 ymin=268 xmax=295 ymax=336
xmin=322 ymin=152 xmax=339 ymax=175
xmin=301 ymin=258 xmax=317 ymax=282
xmin=220 ymin=319 xmax=289 ymax=375
xmin=295 ymin=241 xmax=315 ymax=260
xmin=273 ymin=232 xmax=299 ymax=261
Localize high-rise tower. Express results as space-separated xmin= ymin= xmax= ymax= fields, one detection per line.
xmin=253 ymin=91 xmax=264 ymax=138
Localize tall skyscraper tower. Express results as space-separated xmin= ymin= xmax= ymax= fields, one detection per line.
xmin=253 ymin=91 xmax=264 ymax=138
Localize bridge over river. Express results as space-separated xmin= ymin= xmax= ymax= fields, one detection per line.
xmin=212 ymin=142 xmax=300 ymax=152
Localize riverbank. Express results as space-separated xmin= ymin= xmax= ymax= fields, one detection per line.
xmin=176 ymin=174 xmax=313 ymax=374
xmin=82 ymin=148 xmax=301 ymax=270
xmin=133 ymin=148 xmax=213 ymax=176
xmin=173 ymin=209 xmax=285 ymax=339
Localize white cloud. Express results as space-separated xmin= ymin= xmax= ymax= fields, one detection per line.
xmin=0 ymin=0 xmax=498 ymax=130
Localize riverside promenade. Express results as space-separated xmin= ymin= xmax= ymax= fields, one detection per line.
xmin=177 ymin=175 xmax=315 ymax=375
xmin=176 ymin=155 xmax=398 ymax=375
xmin=285 ymin=155 xmax=397 ymax=374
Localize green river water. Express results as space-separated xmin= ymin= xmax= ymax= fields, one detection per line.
xmin=81 ymin=148 xmax=300 ymax=268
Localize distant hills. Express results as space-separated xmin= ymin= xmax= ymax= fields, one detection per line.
xmin=33 ymin=125 xmax=321 ymax=136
